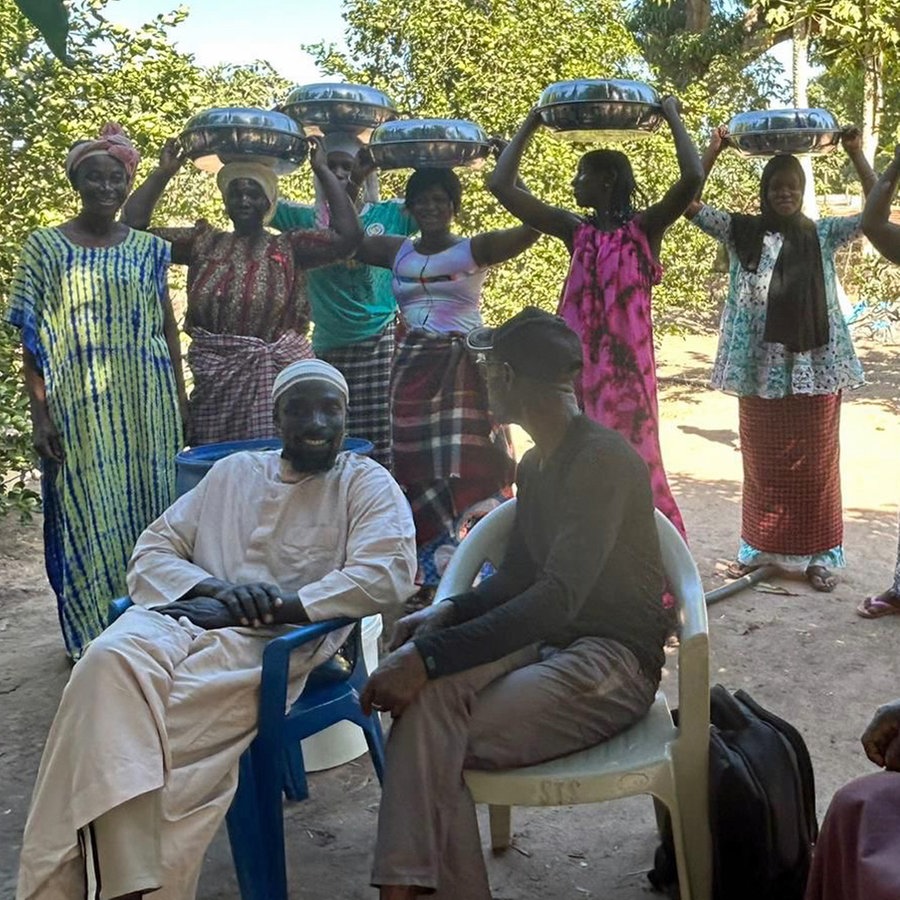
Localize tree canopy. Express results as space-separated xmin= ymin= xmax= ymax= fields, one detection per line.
xmin=2 ymin=0 xmax=897 ymax=515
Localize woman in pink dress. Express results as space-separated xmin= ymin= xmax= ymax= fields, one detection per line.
xmin=489 ymin=97 xmax=702 ymax=538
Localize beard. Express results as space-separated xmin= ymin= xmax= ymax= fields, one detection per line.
xmin=281 ymin=432 xmax=343 ymax=474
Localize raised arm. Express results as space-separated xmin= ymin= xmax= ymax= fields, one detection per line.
xmin=842 ymin=127 xmax=877 ymax=199
xmin=862 ymin=145 xmax=900 ymax=263
xmin=487 ymin=108 xmax=581 ymax=246
xmin=306 ymin=136 xmax=364 ymax=257
xmin=121 ymin=138 xmax=184 ymax=231
xmin=470 ymin=223 xmax=540 ymax=267
xmin=684 ymin=125 xmax=728 ymax=220
xmin=640 ymin=96 xmax=704 ymax=249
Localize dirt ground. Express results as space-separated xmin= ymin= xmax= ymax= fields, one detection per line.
xmin=2 ymin=332 xmax=900 ymax=899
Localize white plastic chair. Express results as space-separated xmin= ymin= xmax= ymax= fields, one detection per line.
xmin=434 ymin=499 xmax=711 ymax=900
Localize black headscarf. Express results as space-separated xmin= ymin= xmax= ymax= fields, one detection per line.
xmin=730 ymin=155 xmax=829 ymax=352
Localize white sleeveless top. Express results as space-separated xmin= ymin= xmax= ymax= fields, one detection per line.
xmin=391 ymin=238 xmax=488 ymax=333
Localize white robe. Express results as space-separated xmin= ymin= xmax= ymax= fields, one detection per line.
xmin=17 ymin=450 xmax=416 ymax=899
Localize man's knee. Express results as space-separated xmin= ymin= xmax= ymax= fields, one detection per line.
xmin=68 ymin=613 xmax=165 ymax=694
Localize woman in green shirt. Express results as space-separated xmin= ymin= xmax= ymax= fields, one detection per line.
xmin=272 ymin=132 xmax=417 ymax=469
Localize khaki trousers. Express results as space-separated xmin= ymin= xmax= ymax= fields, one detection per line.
xmin=371 ymin=636 xmax=658 ymax=897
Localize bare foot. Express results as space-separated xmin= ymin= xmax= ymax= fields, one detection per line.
xmin=806 ymin=565 xmax=837 ymax=592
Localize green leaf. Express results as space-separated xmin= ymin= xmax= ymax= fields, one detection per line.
xmin=13 ymin=0 xmax=70 ymax=64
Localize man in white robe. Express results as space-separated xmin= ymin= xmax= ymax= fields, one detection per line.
xmin=17 ymin=359 xmax=417 ymax=900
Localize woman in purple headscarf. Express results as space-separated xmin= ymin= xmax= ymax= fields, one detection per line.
xmin=5 ymin=123 xmax=185 ymax=658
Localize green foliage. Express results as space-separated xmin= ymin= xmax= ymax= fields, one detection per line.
xmin=309 ymin=0 xmax=733 ymax=331
xmin=13 ymin=0 xmax=68 ymax=63
xmin=0 ymin=0 xmax=291 ymax=515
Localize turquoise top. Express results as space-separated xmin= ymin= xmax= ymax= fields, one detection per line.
xmin=271 ymin=198 xmax=417 ymax=352
xmin=692 ymin=204 xmax=865 ymax=399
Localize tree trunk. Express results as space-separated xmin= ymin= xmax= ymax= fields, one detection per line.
xmin=685 ymin=0 xmax=711 ymax=33
xmin=861 ymin=49 xmax=882 ymax=165
xmin=792 ymin=21 xmax=818 ymax=219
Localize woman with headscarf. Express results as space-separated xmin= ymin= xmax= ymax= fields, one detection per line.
xmin=270 ymin=131 xmax=418 ymax=468
xmin=123 ymin=137 xmax=363 ymax=446
xmin=357 ymin=166 xmax=540 ymax=598
xmin=685 ymin=126 xmax=875 ymax=591
xmin=489 ymin=97 xmax=703 ymax=545
xmin=5 ymin=123 xmax=184 ymax=659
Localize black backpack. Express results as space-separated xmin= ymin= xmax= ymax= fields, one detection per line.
xmin=648 ymin=685 xmax=818 ymax=900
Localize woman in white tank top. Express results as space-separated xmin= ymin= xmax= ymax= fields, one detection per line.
xmin=357 ymin=167 xmax=539 ymax=601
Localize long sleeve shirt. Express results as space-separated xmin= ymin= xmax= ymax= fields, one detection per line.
xmin=127 ymin=450 xmax=417 ymax=621
xmin=414 ymin=416 xmax=669 ymax=680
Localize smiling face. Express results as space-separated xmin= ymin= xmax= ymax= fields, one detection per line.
xmin=765 ymin=169 xmax=804 ymax=218
xmin=274 ymin=380 xmax=347 ymax=473
xmin=406 ymin=184 xmax=456 ymax=232
xmin=224 ymin=177 xmax=270 ymax=229
xmin=73 ymin=155 xmax=129 ymax=218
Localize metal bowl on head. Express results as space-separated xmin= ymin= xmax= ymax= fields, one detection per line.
xmin=369 ymin=119 xmax=492 ymax=170
xmin=726 ymin=108 xmax=842 ymax=157
xmin=178 ymin=108 xmax=309 ymax=175
xmin=537 ymin=79 xmax=663 ymax=142
xmin=280 ymin=83 xmax=398 ymax=141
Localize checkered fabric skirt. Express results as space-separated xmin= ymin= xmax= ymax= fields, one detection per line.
xmin=391 ymin=330 xmax=515 ymax=546
xmin=186 ymin=328 xmax=313 ymax=446
xmin=322 ymin=322 xmax=395 ymax=469
xmin=739 ymin=392 xmax=843 ymax=556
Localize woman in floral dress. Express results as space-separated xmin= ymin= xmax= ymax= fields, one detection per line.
xmin=687 ymin=126 xmax=875 ymax=591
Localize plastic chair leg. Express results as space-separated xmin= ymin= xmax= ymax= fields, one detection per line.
xmin=226 ymin=752 xmax=272 ymax=900
xmin=282 ymin=742 xmax=310 ymax=802
xmin=488 ymin=805 xmax=512 ymax=850
xmin=667 ymin=797 xmax=694 ymax=900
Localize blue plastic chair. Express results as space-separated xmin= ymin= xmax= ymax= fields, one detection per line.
xmin=107 ymin=598 xmax=386 ymax=900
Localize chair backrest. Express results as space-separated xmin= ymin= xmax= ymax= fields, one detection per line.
xmin=434 ymin=499 xmax=517 ymax=602
xmin=434 ymin=499 xmax=710 ymax=748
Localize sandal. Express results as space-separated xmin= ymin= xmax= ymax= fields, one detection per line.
xmin=725 ymin=561 xmax=758 ymax=580
xmin=857 ymin=591 xmax=900 ymax=619
xmin=806 ymin=565 xmax=838 ymax=593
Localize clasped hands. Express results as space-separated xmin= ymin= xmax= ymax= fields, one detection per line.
xmin=155 ymin=579 xmax=287 ymax=630
xmin=360 ymin=600 xmax=457 ymax=719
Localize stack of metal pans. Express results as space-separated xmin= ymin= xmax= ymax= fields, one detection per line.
xmin=726 ymin=108 xmax=843 ymax=157
xmin=178 ymin=108 xmax=308 ymax=175
xmin=280 ymin=83 xmax=398 ymax=141
xmin=369 ymin=119 xmax=491 ymax=169
xmin=537 ymin=79 xmax=663 ymax=142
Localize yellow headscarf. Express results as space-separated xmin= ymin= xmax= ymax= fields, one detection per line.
xmin=216 ymin=161 xmax=279 ymax=224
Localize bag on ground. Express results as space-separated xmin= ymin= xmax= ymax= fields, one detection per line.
xmin=648 ymin=685 xmax=818 ymax=900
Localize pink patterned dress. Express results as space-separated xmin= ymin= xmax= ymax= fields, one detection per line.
xmin=558 ymin=218 xmax=686 ymax=540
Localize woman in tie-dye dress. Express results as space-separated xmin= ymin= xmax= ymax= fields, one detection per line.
xmin=5 ymin=125 xmax=184 ymax=659
xmin=490 ymin=97 xmax=702 ymax=543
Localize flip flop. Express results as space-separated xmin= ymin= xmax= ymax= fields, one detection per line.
xmin=856 ymin=594 xmax=900 ymax=619
xmin=725 ymin=561 xmax=758 ymax=580
xmin=806 ymin=565 xmax=838 ymax=593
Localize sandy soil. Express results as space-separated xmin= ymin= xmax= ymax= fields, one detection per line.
xmin=2 ymin=333 xmax=900 ymax=899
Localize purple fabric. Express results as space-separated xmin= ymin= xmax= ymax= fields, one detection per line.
xmin=805 ymin=771 xmax=900 ymax=900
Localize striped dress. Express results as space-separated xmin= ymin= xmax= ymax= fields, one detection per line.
xmin=5 ymin=227 xmax=182 ymax=658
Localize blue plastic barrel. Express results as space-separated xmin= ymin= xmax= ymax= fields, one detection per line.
xmin=175 ymin=437 xmax=374 ymax=497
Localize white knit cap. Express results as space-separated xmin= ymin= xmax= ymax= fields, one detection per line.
xmin=272 ymin=359 xmax=349 ymax=404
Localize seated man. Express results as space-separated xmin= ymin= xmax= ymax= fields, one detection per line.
xmin=17 ymin=359 xmax=416 ymax=900
xmin=805 ymin=699 xmax=900 ymax=900
xmin=363 ymin=308 xmax=672 ymax=899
